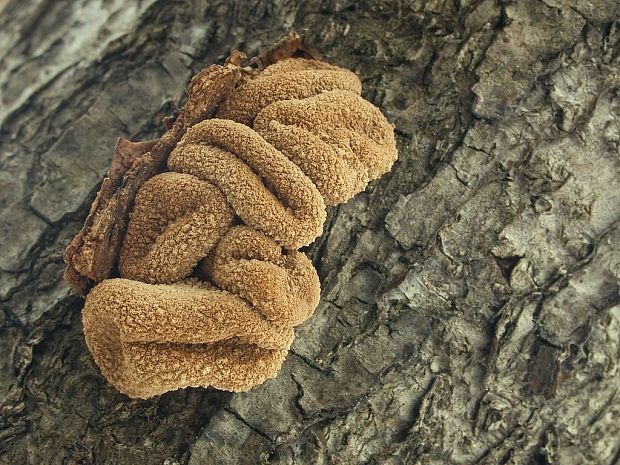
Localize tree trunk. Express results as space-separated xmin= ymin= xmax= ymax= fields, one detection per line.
xmin=1 ymin=1 xmax=619 ymax=464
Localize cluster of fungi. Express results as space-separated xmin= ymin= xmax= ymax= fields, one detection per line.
xmin=64 ymin=34 xmax=397 ymax=398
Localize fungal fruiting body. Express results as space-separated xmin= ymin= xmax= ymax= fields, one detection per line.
xmin=77 ymin=50 xmax=397 ymax=398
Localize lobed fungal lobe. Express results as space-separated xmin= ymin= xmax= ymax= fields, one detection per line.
xmin=69 ymin=38 xmax=397 ymax=399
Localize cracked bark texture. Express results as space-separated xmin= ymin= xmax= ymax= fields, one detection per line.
xmin=1 ymin=1 xmax=619 ymax=464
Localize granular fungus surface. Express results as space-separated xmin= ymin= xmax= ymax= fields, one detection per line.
xmin=66 ymin=37 xmax=397 ymax=398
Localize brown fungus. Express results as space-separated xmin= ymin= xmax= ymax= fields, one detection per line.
xmin=65 ymin=34 xmax=398 ymax=398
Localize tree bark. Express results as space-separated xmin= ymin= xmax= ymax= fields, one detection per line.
xmin=1 ymin=1 xmax=619 ymax=464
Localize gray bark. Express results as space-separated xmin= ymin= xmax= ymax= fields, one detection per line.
xmin=1 ymin=0 xmax=619 ymax=464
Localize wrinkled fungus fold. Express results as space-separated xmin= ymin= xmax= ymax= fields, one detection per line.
xmin=68 ymin=36 xmax=397 ymax=398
